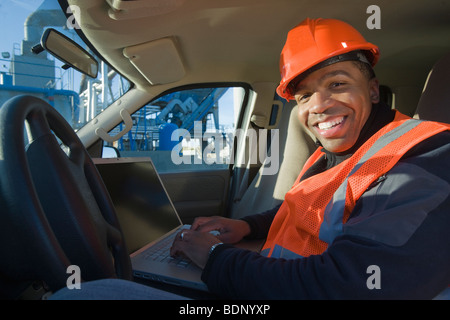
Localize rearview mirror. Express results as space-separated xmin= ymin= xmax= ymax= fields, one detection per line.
xmin=39 ymin=28 xmax=98 ymax=78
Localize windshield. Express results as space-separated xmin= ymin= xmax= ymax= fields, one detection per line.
xmin=0 ymin=0 xmax=130 ymax=130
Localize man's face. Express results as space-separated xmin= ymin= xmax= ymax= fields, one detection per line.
xmin=294 ymin=61 xmax=380 ymax=153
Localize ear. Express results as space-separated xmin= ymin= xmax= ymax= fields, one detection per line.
xmin=369 ymin=78 xmax=380 ymax=104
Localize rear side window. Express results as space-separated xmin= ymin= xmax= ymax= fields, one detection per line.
xmin=106 ymin=85 xmax=247 ymax=172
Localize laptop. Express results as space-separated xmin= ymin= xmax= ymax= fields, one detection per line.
xmin=93 ymin=157 xmax=212 ymax=291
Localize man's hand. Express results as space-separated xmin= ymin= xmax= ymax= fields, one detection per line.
xmin=170 ymin=229 xmax=221 ymax=269
xmin=191 ymin=216 xmax=251 ymax=244
xmin=170 ymin=217 xmax=251 ymax=269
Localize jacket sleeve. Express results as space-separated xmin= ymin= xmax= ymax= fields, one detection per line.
xmin=201 ymin=132 xmax=450 ymax=299
xmin=239 ymin=204 xmax=280 ymax=240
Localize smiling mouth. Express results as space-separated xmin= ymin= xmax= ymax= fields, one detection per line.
xmin=316 ymin=116 xmax=345 ymax=130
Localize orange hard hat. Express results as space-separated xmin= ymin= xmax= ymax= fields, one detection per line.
xmin=276 ymin=18 xmax=380 ymax=100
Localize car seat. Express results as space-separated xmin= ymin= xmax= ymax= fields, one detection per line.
xmin=230 ymin=100 xmax=316 ymax=219
xmin=414 ymin=51 xmax=450 ymax=300
xmin=414 ymin=52 xmax=450 ymax=124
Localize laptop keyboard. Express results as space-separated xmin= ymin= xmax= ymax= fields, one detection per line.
xmin=142 ymin=231 xmax=192 ymax=268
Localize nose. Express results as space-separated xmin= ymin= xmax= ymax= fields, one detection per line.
xmin=309 ymin=91 xmax=333 ymax=114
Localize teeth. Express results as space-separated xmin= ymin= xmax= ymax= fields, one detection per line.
xmin=318 ymin=117 xmax=344 ymax=130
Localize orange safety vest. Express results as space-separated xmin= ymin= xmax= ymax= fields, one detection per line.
xmin=261 ymin=111 xmax=450 ymax=259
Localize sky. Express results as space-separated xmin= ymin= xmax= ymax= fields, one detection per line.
xmin=0 ymin=0 xmax=44 ymax=62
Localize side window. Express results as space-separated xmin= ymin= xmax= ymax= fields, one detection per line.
xmin=106 ymin=86 xmax=246 ymax=172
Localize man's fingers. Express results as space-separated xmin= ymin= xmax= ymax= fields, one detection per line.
xmin=170 ymin=230 xmax=221 ymax=269
xmin=192 ymin=217 xmax=227 ymax=234
xmin=191 ymin=216 xmax=213 ymax=230
xmin=171 ymin=230 xmax=189 ymax=257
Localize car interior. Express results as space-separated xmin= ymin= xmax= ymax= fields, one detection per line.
xmin=0 ymin=0 xmax=450 ymax=300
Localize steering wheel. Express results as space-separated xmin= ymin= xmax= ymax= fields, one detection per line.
xmin=0 ymin=95 xmax=132 ymax=299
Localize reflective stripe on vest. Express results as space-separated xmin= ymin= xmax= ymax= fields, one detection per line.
xmin=261 ymin=112 xmax=450 ymax=259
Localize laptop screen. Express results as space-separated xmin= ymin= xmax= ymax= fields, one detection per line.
xmin=94 ymin=157 xmax=182 ymax=254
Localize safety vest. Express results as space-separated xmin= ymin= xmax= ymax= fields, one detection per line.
xmin=261 ymin=111 xmax=450 ymax=259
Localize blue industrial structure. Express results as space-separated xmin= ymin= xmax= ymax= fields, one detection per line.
xmin=117 ymin=88 xmax=227 ymax=152
xmin=0 ymin=0 xmax=82 ymax=128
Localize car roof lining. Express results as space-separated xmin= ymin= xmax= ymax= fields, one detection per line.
xmin=66 ymin=0 xmax=450 ymax=117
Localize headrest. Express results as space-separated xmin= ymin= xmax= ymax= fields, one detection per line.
xmin=414 ymin=52 xmax=450 ymax=124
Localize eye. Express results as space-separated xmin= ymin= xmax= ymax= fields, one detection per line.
xmin=296 ymin=92 xmax=312 ymax=103
xmin=330 ymin=82 xmax=346 ymax=89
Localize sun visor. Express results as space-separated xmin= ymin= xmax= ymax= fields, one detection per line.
xmin=123 ymin=38 xmax=185 ymax=85
xmin=106 ymin=0 xmax=186 ymax=20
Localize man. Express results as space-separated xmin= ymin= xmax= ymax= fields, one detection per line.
xmin=170 ymin=18 xmax=450 ymax=299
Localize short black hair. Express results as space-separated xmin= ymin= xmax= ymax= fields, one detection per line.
xmin=351 ymin=60 xmax=376 ymax=80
